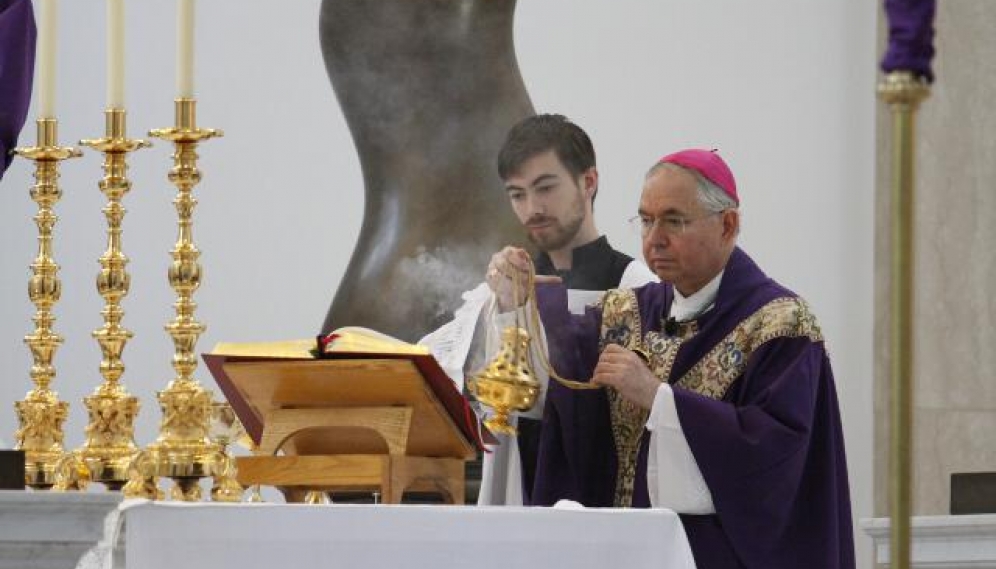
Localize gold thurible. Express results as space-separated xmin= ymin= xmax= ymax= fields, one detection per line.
xmin=878 ymin=70 xmax=929 ymax=569
xmin=124 ymin=99 xmax=222 ymax=501
xmin=12 ymin=119 xmax=82 ymax=489
xmin=467 ymin=258 xmax=599 ymax=436
xmin=467 ymin=327 xmax=539 ymax=436
xmin=58 ymin=109 xmax=151 ymax=491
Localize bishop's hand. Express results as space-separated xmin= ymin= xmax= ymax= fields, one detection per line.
xmin=592 ymin=344 xmax=662 ymax=410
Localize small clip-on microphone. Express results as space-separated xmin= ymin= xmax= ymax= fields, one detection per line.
xmin=663 ymin=316 xmax=679 ymax=336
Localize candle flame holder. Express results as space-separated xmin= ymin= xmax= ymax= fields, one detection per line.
xmin=124 ymin=99 xmax=223 ymax=501
xmin=12 ymin=119 xmax=82 ymax=489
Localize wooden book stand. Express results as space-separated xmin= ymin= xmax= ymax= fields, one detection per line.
xmin=204 ymin=352 xmax=484 ymax=504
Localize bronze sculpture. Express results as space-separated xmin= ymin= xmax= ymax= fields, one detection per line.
xmin=319 ymin=0 xmax=533 ymax=340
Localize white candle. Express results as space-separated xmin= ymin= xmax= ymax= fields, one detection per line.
xmin=37 ymin=0 xmax=57 ymax=118
xmin=106 ymin=0 xmax=125 ymax=108
xmin=176 ymin=0 xmax=195 ymax=98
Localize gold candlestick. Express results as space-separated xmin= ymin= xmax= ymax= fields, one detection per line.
xmin=135 ymin=98 xmax=222 ymax=501
xmin=12 ymin=119 xmax=82 ymax=489
xmin=65 ymin=109 xmax=151 ymax=491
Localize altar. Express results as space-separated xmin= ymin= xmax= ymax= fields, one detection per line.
xmin=118 ymin=501 xmax=696 ymax=569
xmin=0 ymin=492 xmax=697 ymax=569
xmin=0 ymin=491 xmax=122 ymax=569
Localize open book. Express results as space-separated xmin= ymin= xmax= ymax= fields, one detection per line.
xmin=204 ymin=327 xmax=491 ymax=452
xmin=210 ymin=327 xmax=430 ymax=359
xmin=317 ymin=326 xmax=430 ymax=356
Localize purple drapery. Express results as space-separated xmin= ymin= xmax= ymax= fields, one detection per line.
xmin=881 ymin=0 xmax=937 ymax=82
xmin=0 ymin=0 xmax=36 ymax=179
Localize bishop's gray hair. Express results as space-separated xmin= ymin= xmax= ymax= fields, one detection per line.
xmin=646 ymin=161 xmax=738 ymax=213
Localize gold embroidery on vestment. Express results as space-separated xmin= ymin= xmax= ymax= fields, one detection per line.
xmin=598 ymin=292 xmax=823 ymax=506
xmin=599 ymin=289 xmax=649 ymax=507
xmin=674 ymin=297 xmax=823 ymax=399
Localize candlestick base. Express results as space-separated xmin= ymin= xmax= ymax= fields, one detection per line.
xmin=16 ymin=390 xmax=69 ymax=489
xmin=75 ymin=386 xmax=141 ymax=489
xmin=148 ymin=380 xmax=217 ymax=478
xmin=121 ymin=450 xmax=164 ymax=500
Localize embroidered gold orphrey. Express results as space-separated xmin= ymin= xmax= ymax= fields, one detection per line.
xmin=598 ymin=288 xmax=823 ymax=507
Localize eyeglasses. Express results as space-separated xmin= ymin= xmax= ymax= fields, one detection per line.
xmin=628 ymin=211 xmax=722 ymax=237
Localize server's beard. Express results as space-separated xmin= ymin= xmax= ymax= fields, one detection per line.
xmin=525 ymin=193 xmax=586 ymax=253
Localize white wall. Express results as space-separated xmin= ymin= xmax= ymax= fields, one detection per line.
xmin=0 ymin=0 xmax=875 ymax=565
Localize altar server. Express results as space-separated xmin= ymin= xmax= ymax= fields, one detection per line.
xmin=420 ymin=114 xmax=655 ymax=505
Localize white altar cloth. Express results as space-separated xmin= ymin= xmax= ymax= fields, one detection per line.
xmin=0 ymin=490 xmax=122 ymax=569
xmin=112 ymin=501 xmax=696 ymax=569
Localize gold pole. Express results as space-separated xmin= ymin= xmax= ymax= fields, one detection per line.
xmin=878 ymin=70 xmax=929 ymax=569
xmin=12 ymin=119 xmax=82 ymax=489
xmin=66 ymin=109 xmax=151 ymax=490
xmin=132 ymin=98 xmax=223 ymax=501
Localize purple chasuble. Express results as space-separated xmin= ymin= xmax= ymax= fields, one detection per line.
xmin=530 ymin=248 xmax=854 ymax=569
xmin=0 ymin=0 xmax=35 ymax=178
